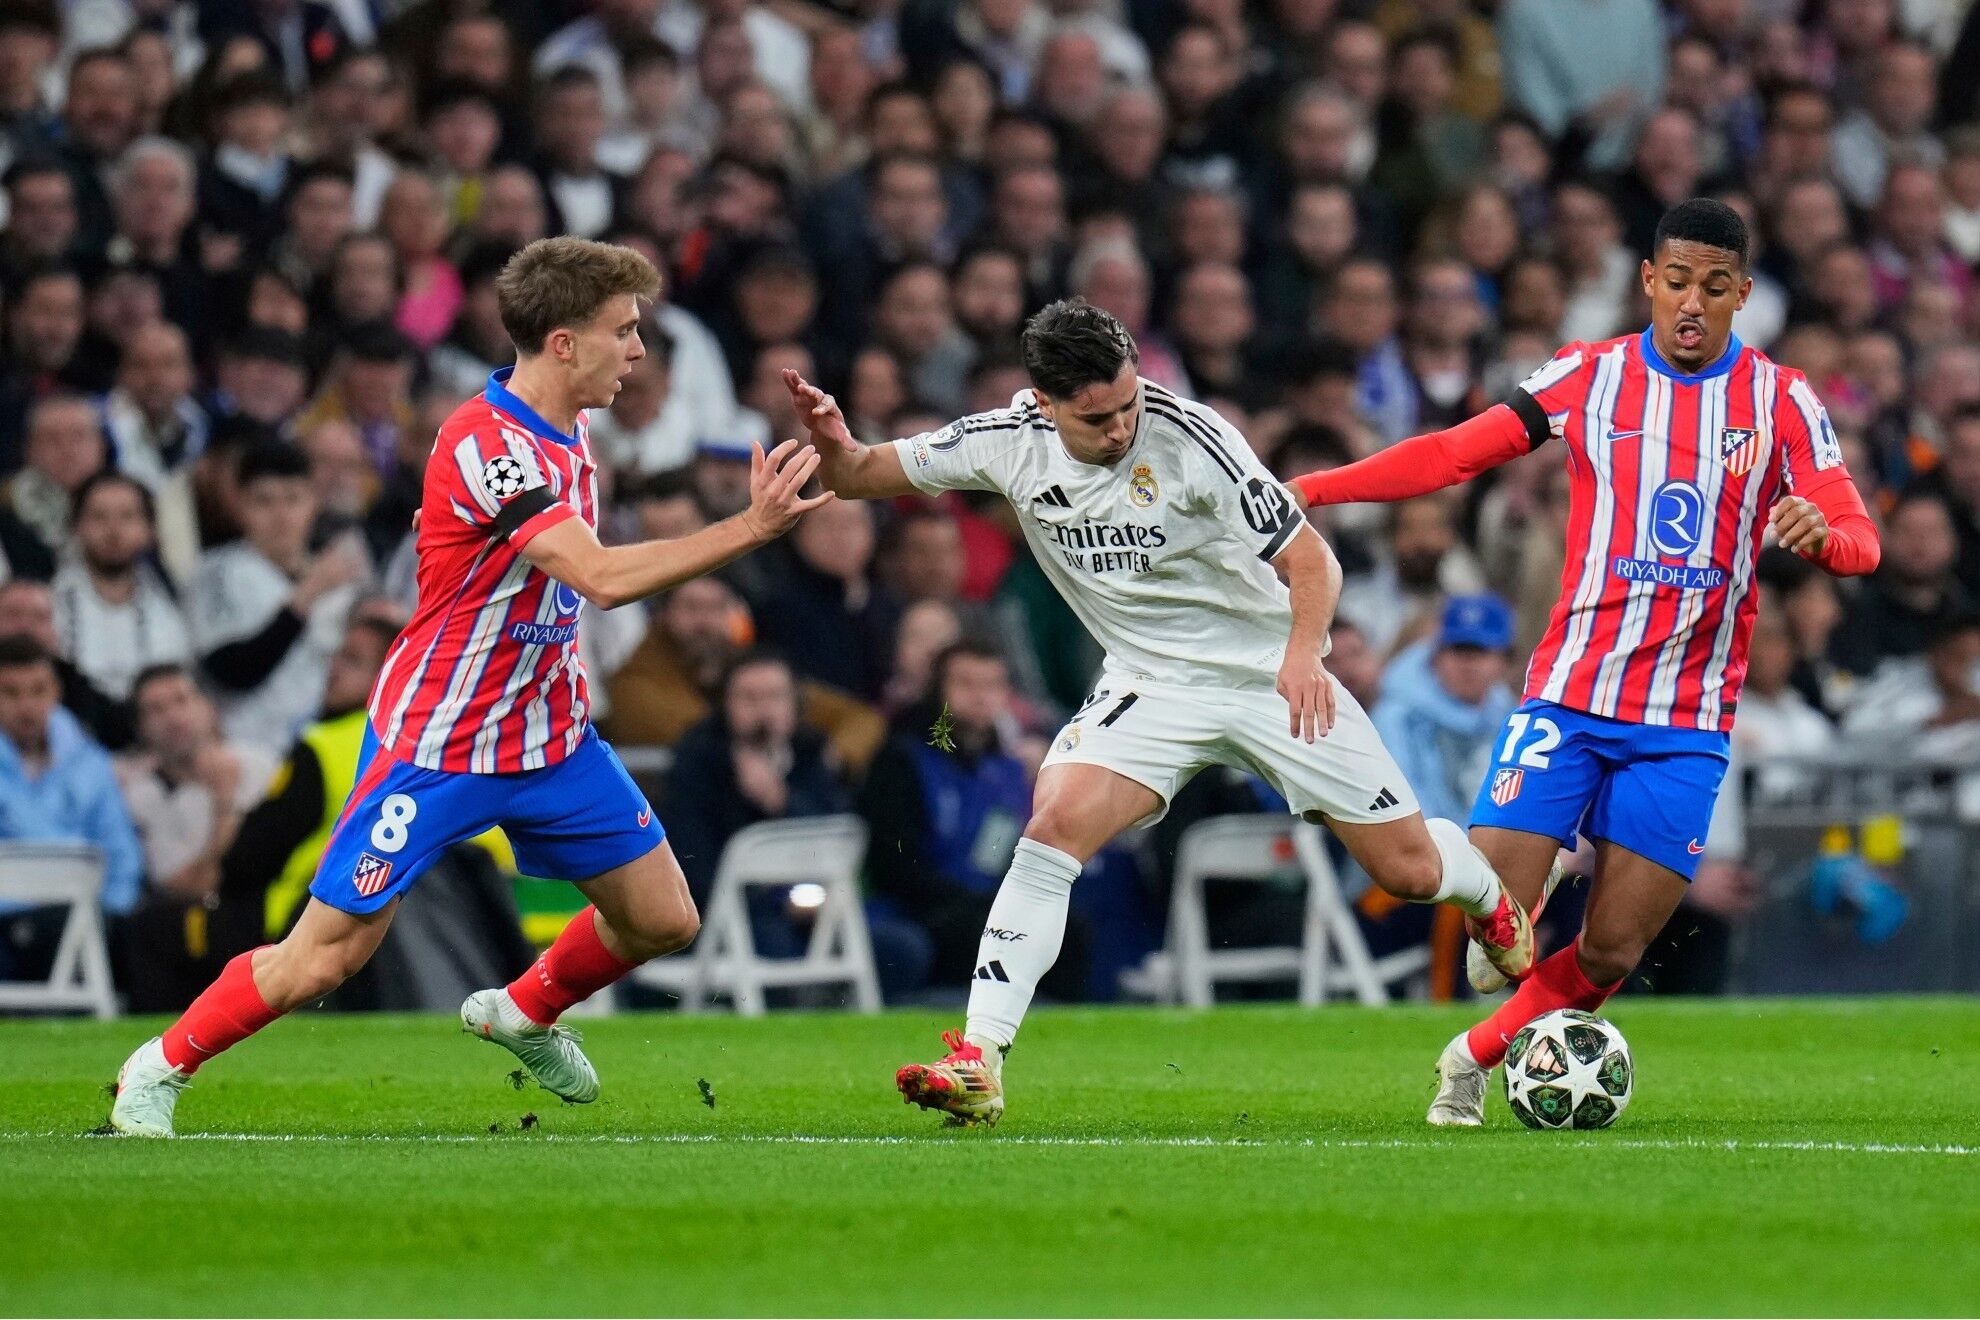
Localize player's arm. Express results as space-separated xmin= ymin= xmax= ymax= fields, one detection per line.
xmin=1769 ymin=377 xmax=1883 ymax=577
xmin=782 ymin=368 xmax=919 ymax=499
xmin=522 ymin=440 xmax=832 ymax=609
xmin=1289 ymin=397 xmax=1543 ymax=508
xmin=1271 ymin=523 xmax=1343 ymax=744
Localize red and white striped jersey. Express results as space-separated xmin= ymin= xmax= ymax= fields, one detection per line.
xmin=369 ymin=368 xmax=595 ymax=773
xmin=1519 ymin=331 xmax=1848 ymax=732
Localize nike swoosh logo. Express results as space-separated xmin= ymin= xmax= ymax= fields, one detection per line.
xmin=1608 ymin=428 xmax=1644 ymax=441
xmin=185 ymin=1033 xmax=210 ymax=1056
xmin=1686 ymin=840 xmax=1705 ymax=855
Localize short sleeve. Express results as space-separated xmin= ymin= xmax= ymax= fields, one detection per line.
xmin=892 ymin=412 xmax=1025 ymax=496
xmin=1186 ymin=406 xmax=1303 ymax=561
xmin=445 ymin=428 xmax=577 ymax=548
xmin=1508 ymin=341 xmax=1592 ymax=447
xmin=1774 ymin=372 xmax=1848 ymax=491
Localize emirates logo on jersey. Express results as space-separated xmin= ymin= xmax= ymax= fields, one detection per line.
xmin=1719 ymin=427 xmax=1760 ymax=477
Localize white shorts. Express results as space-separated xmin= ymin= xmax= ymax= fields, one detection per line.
xmin=1040 ymin=678 xmax=1421 ymax=826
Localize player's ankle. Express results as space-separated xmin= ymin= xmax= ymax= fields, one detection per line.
xmin=964 ymin=1031 xmax=1009 ymax=1074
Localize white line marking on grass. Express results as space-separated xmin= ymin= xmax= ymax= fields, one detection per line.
xmin=12 ymin=1131 xmax=1974 ymax=1157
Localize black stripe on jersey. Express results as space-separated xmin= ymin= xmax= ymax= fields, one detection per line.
xmin=492 ymin=485 xmax=556 ymax=540
xmin=1144 ymin=383 xmax=1248 ymax=474
xmin=1507 ymin=389 xmax=1552 ymax=451
xmin=1143 ymin=397 xmax=1243 ymax=482
xmin=1256 ymin=508 xmax=1300 ymax=561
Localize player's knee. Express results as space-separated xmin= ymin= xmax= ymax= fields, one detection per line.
xmin=1021 ymin=803 xmax=1084 ymax=856
xmin=617 ymin=903 xmax=699 ymax=960
xmin=1366 ymin=834 xmax=1443 ymax=901
xmin=1575 ymin=933 xmax=1643 ymax=988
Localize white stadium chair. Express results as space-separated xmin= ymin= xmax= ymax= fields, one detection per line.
xmin=632 ymin=816 xmax=880 ymax=1016
xmin=1164 ymin=815 xmax=1418 ymax=1008
xmin=0 ymin=842 xmax=117 ymax=1019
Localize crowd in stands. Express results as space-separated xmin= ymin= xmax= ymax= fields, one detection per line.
xmin=2 ymin=0 xmax=1979 ymax=1004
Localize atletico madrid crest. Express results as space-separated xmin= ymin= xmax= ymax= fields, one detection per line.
xmin=1719 ymin=427 xmax=1760 ymax=476
xmin=353 ymin=851 xmax=395 ymax=898
xmin=1490 ymin=767 xmax=1524 ymax=806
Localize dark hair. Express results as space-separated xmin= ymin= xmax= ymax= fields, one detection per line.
xmin=932 ymin=637 xmax=1007 ymax=687
xmin=1019 ymin=299 xmax=1138 ymax=400
xmin=633 ymin=467 xmax=697 ymax=504
xmin=718 ymin=648 xmax=794 ymax=702
xmin=0 ymin=633 xmax=54 ymax=672
xmin=283 ymin=160 xmax=355 ymax=208
xmin=130 ymin=660 xmax=195 ymax=702
xmin=496 ymin=236 xmax=660 ymax=355
xmin=67 ymin=44 xmax=129 ymax=80
xmin=618 ymin=33 xmax=680 ymax=75
xmin=3 ymin=154 xmax=71 ymax=192
xmin=1653 ymin=197 xmax=1750 ymax=268
xmin=346 ymin=613 xmax=402 ymax=656
xmin=339 ymin=318 xmax=416 ymax=363
xmin=236 ymin=441 xmax=311 ymax=486
xmin=72 ymin=469 xmax=155 ymax=525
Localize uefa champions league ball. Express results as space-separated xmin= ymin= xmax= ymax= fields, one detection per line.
xmin=1503 ymin=1009 xmax=1633 ymax=1130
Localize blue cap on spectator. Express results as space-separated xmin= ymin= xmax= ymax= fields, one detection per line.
xmin=1439 ymin=594 xmax=1514 ymax=650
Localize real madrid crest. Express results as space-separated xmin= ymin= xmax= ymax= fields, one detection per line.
xmin=1057 ymin=725 xmax=1081 ymax=752
xmin=1129 ymin=463 xmax=1159 ymax=507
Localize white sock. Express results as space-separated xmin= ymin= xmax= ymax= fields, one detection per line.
xmin=963 ymin=837 xmax=1081 ymax=1050
xmin=1424 ymin=818 xmax=1502 ymax=917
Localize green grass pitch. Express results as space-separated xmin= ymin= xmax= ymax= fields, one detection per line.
xmin=4 ymin=999 xmax=1977 ymax=1316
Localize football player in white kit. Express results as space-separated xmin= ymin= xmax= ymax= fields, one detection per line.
xmin=783 ymin=301 xmax=1534 ymax=1125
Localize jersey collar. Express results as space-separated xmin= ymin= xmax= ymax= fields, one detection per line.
xmin=485 ymin=367 xmax=580 ymax=447
xmin=1637 ymin=327 xmax=1743 ymax=384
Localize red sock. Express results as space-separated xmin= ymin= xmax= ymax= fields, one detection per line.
xmin=505 ymin=907 xmax=639 ymax=1025
xmin=1466 ymin=941 xmax=1621 ymax=1067
xmin=160 ymin=949 xmax=281 ymax=1073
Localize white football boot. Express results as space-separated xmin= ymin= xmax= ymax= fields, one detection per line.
xmin=1426 ymin=1031 xmax=1489 ymax=1127
xmin=1467 ymin=858 xmax=1567 ymax=993
xmin=461 ymin=989 xmax=600 ymax=1103
xmin=110 ymin=1036 xmax=192 ymax=1137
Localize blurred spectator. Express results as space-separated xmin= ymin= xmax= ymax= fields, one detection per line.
xmin=1839 ymin=610 xmax=1980 ymax=754
xmin=191 ymin=443 xmax=368 ymax=751
xmin=0 ymin=264 xmax=90 ymax=467
xmin=51 ymin=471 xmax=191 ymax=702
xmin=3 ymin=393 xmax=108 ymax=575
xmin=755 ymin=495 xmax=897 ymax=700
xmin=604 ymin=575 xmax=885 ymax=774
xmin=294 ymin=320 xmax=417 ymax=475
xmin=99 ymin=320 xmax=207 ymax=586
xmin=0 ymin=635 xmax=143 ymax=969
xmin=1372 ymin=595 xmax=1518 ymax=824
xmin=1734 ymin=606 xmax=1837 ymax=798
xmin=211 ymin=326 xmax=310 ymax=428
xmin=1830 ymin=40 xmax=1942 ymax=210
xmin=1828 ymin=492 xmax=1970 ymax=678
xmin=0 ymin=577 xmax=132 ymax=749
xmin=1553 ymin=180 xmax=1634 ymax=344
xmin=120 ymin=662 xmax=275 ymax=902
xmin=1498 ymin=0 xmax=1665 ymax=170
xmin=0 ymin=159 xmax=79 ymax=285
xmin=860 ymin=639 xmax=1089 ymax=995
xmin=1913 ymin=406 xmax=1980 ymax=596
xmin=1337 ymin=493 xmax=1487 ymax=655
xmin=661 ymin=651 xmax=854 ymax=905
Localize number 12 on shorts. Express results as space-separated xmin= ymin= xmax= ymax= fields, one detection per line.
xmin=1498 ymin=712 xmax=1560 ymax=768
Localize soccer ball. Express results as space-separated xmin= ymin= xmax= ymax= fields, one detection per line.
xmin=1503 ymin=1009 xmax=1633 ymax=1130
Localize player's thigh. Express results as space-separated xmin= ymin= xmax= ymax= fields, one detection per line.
xmin=1468 ymin=701 xmax=1607 ymax=876
xmin=1580 ymin=841 xmax=1692 ymax=985
xmin=574 ymin=837 xmax=698 ymax=955
xmin=504 ymin=733 xmax=666 ymax=883
xmin=1583 ymin=737 xmax=1731 ymax=883
xmin=1035 ymin=681 xmax=1220 ymax=849
xmin=1224 ymin=677 xmax=1420 ymax=826
xmin=309 ymin=742 xmax=498 ymax=917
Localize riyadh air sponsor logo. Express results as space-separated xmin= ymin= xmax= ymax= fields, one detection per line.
xmin=508 ymin=619 xmax=579 ymax=644
xmin=1612 ymin=557 xmax=1726 ymax=590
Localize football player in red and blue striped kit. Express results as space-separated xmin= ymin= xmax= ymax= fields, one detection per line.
xmin=1291 ymin=200 xmax=1882 ymax=1124
xmin=110 ymin=238 xmax=832 ymax=1137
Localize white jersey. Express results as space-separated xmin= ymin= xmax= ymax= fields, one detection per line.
xmin=894 ymin=381 xmax=1305 ymax=692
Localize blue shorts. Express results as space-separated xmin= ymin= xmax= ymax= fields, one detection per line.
xmin=1467 ymin=698 xmax=1730 ymax=881
xmin=311 ymin=724 xmax=665 ymax=915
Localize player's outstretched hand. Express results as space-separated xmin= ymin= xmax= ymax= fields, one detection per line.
xmin=782 ymin=368 xmax=857 ymax=452
xmin=1277 ymin=650 xmax=1337 ymax=743
xmin=1769 ymin=494 xmax=1830 ymax=558
xmin=743 ymin=438 xmax=834 ymax=539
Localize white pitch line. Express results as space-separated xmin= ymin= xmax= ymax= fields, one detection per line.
xmin=10 ymin=1131 xmax=1973 ymax=1157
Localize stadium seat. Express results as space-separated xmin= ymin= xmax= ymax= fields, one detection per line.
xmin=0 ymin=843 xmax=117 ymax=1019
xmin=632 ymin=816 xmax=880 ymax=1016
xmin=1164 ymin=817 xmax=1409 ymax=1008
